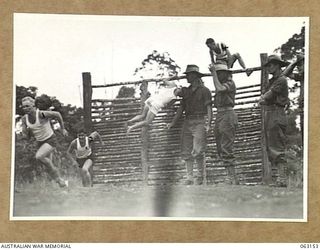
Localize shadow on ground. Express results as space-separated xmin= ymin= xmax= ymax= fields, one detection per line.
xmin=13 ymin=181 xmax=304 ymax=220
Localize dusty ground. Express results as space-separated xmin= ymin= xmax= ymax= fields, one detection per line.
xmin=13 ymin=179 xmax=304 ymax=220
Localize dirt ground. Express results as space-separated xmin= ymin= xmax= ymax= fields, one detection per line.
xmin=13 ymin=179 xmax=304 ymax=220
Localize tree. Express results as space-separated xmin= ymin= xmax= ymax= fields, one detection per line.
xmin=274 ymin=25 xmax=305 ymax=138
xmin=134 ymin=50 xmax=181 ymax=79
xmin=116 ymin=86 xmax=135 ymax=98
xmin=274 ymin=25 xmax=305 ymax=98
xmin=275 ymin=26 xmax=305 ymax=61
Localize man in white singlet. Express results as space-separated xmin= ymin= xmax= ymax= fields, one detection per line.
xmin=20 ymin=96 xmax=69 ymax=188
xmin=67 ymin=128 xmax=103 ymax=187
xmin=205 ymin=38 xmax=252 ymax=76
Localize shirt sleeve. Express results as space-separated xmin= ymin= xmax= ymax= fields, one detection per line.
xmin=202 ymin=87 xmax=213 ymax=107
xmin=270 ymin=76 xmax=288 ymax=94
xmin=221 ymin=80 xmax=236 ymax=93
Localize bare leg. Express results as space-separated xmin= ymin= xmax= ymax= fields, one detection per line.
xmin=35 ymin=143 xmax=67 ymax=187
xmin=127 ymin=111 xmax=156 ymax=133
xmin=81 ymin=159 xmax=93 ymax=187
xmin=127 ymin=105 xmax=149 ymax=124
xmin=228 ymin=52 xmax=246 ymax=69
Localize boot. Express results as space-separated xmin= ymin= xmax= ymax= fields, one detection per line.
xmin=194 ymin=157 xmax=205 ymax=185
xmin=276 ymin=162 xmax=288 ymax=188
xmin=226 ymin=165 xmax=239 ymax=185
xmin=184 ymin=160 xmax=194 ymax=185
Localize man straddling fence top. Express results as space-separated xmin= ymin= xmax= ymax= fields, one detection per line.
xmin=67 ymin=128 xmax=104 ymax=187
xmin=259 ymin=55 xmax=290 ymax=187
xmin=19 ymin=96 xmax=69 ymax=188
xmin=209 ymin=63 xmax=239 ymax=185
xmin=205 ymin=38 xmax=252 ymax=77
xmin=168 ymin=65 xmax=212 ymax=185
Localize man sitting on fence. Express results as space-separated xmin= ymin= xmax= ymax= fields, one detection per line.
xmin=168 ymin=65 xmax=212 ymax=185
xmin=19 ymin=96 xmax=69 ymax=188
xmin=126 ymin=81 xmax=185 ymax=133
xmin=205 ymin=38 xmax=252 ymax=76
xmin=67 ymin=127 xmax=104 ymax=187
xmin=209 ymin=63 xmax=239 ymax=185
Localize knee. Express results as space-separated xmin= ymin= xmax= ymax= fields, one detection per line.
xmin=82 ymin=168 xmax=90 ymax=175
xmin=233 ymin=52 xmax=241 ymax=59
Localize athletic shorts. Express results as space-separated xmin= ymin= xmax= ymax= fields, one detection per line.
xmin=76 ymin=156 xmax=93 ymax=168
xmin=37 ymin=134 xmax=58 ymax=149
xmin=145 ymin=99 xmax=162 ymax=115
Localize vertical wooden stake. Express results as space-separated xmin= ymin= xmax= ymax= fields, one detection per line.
xmin=82 ymin=72 xmax=92 ymax=133
xmin=140 ymin=81 xmax=150 ymax=184
xmin=260 ymin=54 xmax=272 ymax=184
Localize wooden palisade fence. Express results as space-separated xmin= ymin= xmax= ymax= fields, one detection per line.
xmin=82 ymin=53 xmax=270 ymax=185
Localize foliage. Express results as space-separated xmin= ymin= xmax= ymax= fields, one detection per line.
xmin=15 ymin=85 xmax=84 ymax=184
xmin=274 ymin=25 xmax=305 ymax=126
xmin=286 ymin=108 xmax=300 ymax=136
xmin=116 ymin=86 xmax=136 ymax=98
xmin=274 ymin=25 xmax=305 ymax=95
xmin=134 ymin=50 xmax=181 ymax=79
xmin=274 ymin=25 xmax=305 ymax=188
xmin=274 ymin=26 xmax=305 ymax=61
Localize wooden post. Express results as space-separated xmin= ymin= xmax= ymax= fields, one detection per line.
xmin=260 ymin=54 xmax=272 ymax=184
xmin=140 ymin=81 xmax=150 ymax=184
xmin=82 ymin=72 xmax=93 ymax=133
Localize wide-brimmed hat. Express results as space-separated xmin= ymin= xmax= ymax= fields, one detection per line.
xmin=264 ymin=55 xmax=290 ymax=67
xmin=183 ymin=64 xmax=205 ymax=76
xmin=214 ymin=63 xmax=232 ymax=72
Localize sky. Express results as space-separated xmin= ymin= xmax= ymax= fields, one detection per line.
xmin=13 ymin=14 xmax=308 ymax=107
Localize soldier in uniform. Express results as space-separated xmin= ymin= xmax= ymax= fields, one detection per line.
xmin=168 ymin=65 xmax=212 ymax=185
xmin=209 ymin=63 xmax=239 ymax=184
xmin=259 ymin=55 xmax=290 ymax=187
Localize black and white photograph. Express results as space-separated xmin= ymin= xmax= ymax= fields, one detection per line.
xmin=11 ymin=14 xmax=308 ymax=220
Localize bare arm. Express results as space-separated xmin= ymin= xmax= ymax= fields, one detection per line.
xmin=66 ymin=140 xmax=79 ymax=167
xmin=168 ymin=105 xmax=184 ymax=129
xmin=89 ymin=131 xmax=103 ymax=145
xmin=40 ymin=110 xmax=65 ymax=129
xmin=40 ymin=110 xmax=68 ymax=136
xmin=66 ymin=140 xmax=76 ymax=156
xmin=209 ymin=64 xmax=228 ymax=92
xmin=19 ymin=116 xmax=31 ymax=139
xmin=206 ymin=105 xmax=212 ymax=132
xmin=282 ymin=61 xmax=297 ymax=79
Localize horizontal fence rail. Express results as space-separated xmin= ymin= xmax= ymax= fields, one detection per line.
xmin=90 ymin=83 xmax=263 ymax=185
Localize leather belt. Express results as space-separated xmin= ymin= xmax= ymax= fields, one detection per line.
xmin=186 ymin=114 xmax=205 ymax=119
xmin=216 ymin=106 xmax=234 ymax=112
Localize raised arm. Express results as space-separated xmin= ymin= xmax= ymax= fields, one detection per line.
xmin=209 ymin=64 xmax=228 ymax=92
xmin=282 ymin=61 xmax=298 ymax=79
xmin=89 ymin=131 xmax=104 ymax=145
